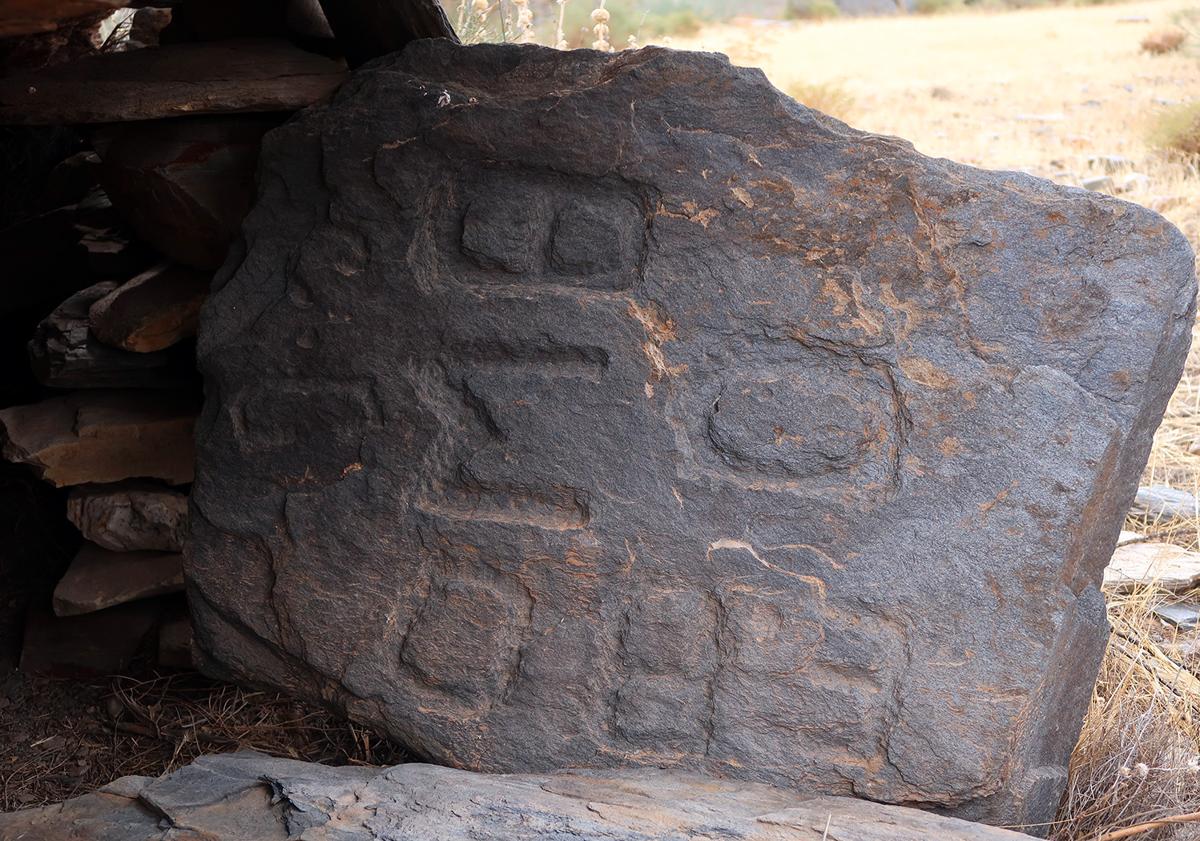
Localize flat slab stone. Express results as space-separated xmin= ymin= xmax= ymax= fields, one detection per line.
xmin=0 ymin=38 xmax=347 ymax=124
xmin=67 ymin=481 xmax=188 ymax=552
xmin=1130 ymin=484 xmax=1198 ymax=522
xmin=53 ymin=543 xmax=184 ymax=616
xmin=1104 ymin=540 xmax=1200 ymax=592
xmin=0 ymin=751 xmax=1038 ymax=841
xmin=1153 ymin=602 xmax=1200 ymax=630
xmin=0 ymin=390 xmax=197 ymax=487
xmin=188 ymin=43 xmax=1196 ymax=828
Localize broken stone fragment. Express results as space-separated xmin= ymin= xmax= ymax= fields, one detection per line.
xmin=0 ymin=390 xmax=197 ymax=487
xmin=1153 ymin=602 xmax=1200 ymax=630
xmin=0 ymin=751 xmax=1040 ymax=841
xmin=28 ymin=282 xmax=180 ymax=388
xmin=53 ymin=543 xmax=184 ymax=616
xmin=67 ymin=481 xmax=188 ymax=552
xmin=92 ymin=116 xmax=280 ymax=270
xmin=19 ymin=600 xmax=159 ymax=678
xmin=0 ymin=197 xmax=125 ymax=320
xmin=1130 ymin=484 xmax=1198 ymax=522
xmin=1104 ymin=540 xmax=1200 ymax=592
xmin=89 ymin=263 xmax=210 ymax=352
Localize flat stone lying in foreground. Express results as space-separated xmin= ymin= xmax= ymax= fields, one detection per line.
xmin=0 ymin=752 xmax=1038 ymax=841
xmin=190 ymin=41 xmax=1196 ymax=829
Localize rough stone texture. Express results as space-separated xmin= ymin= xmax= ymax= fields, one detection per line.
xmin=0 ymin=390 xmax=197 ymax=487
xmin=28 ymin=282 xmax=180 ymax=388
xmin=67 ymin=481 xmax=188 ymax=552
xmin=52 ymin=543 xmax=184 ymax=616
xmin=89 ymin=263 xmax=211 ymax=351
xmin=0 ymin=751 xmax=1039 ymax=841
xmin=189 ymin=43 xmax=1197 ymax=829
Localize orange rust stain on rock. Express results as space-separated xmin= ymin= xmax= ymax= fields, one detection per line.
xmin=899 ymin=356 xmax=956 ymax=389
xmin=939 ymin=437 xmax=964 ymax=458
xmin=820 ymin=277 xmax=852 ymax=316
xmin=628 ymin=301 xmax=677 ymax=343
xmin=655 ymin=200 xmax=718 ymax=228
xmin=979 ymin=480 xmax=1019 ymax=516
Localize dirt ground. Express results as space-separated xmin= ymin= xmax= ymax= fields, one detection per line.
xmin=0 ymin=668 xmax=406 ymax=811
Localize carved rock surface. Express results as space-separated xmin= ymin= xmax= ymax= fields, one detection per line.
xmin=67 ymin=481 xmax=188 ymax=552
xmin=0 ymin=751 xmax=1038 ymax=841
xmin=189 ymin=43 xmax=1197 ymax=828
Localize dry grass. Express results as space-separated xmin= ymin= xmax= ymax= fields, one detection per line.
xmin=1142 ymin=27 xmax=1188 ymax=53
xmin=784 ymin=80 xmax=857 ymax=120
xmin=0 ymin=671 xmax=405 ymax=811
xmin=1052 ymin=587 xmax=1200 ymax=840
xmin=1153 ymin=102 xmax=1200 ymax=158
xmin=668 ymin=0 xmax=1200 ymax=244
xmin=670 ymin=4 xmax=1200 ymax=837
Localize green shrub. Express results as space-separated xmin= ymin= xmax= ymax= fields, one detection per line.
xmin=1150 ymin=102 xmax=1200 ymax=158
xmin=783 ymin=0 xmax=840 ymax=20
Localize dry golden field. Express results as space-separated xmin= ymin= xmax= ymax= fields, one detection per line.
xmin=673 ymin=0 xmax=1199 ymax=243
xmin=675 ymin=7 xmax=1200 ymax=837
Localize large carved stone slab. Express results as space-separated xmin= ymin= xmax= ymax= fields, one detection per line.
xmin=188 ymin=43 xmax=1197 ymax=829
xmin=0 ymin=751 xmax=1038 ymax=841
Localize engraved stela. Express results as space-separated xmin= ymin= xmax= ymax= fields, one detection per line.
xmin=188 ymin=41 xmax=1196 ymax=831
